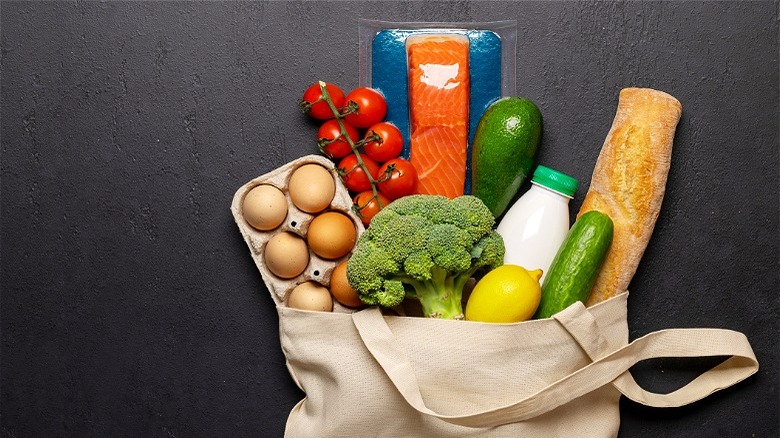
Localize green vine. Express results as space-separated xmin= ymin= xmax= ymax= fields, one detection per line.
xmin=316 ymin=81 xmax=387 ymax=217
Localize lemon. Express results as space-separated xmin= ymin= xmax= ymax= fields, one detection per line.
xmin=465 ymin=265 xmax=543 ymax=323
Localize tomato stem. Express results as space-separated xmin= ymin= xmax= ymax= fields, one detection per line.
xmin=318 ymin=81 xmax=384 ymax=212
xmin=342 ymin=100 xmax=359 ymax=116
xmin=297 ymin=99 xmax=312 ymax=115
xmin=365 ymin=131 xmax=381 ymax=144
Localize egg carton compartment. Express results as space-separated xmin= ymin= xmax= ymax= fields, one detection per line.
xmin=231 ymin=154 xmax=365 ymax=314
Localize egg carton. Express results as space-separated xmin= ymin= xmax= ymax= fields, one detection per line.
xmin=230 ymin=154 xmax=365 ymax=314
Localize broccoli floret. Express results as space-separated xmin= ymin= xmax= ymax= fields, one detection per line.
xmin=346 ymin=195 xmax=505 ymax=319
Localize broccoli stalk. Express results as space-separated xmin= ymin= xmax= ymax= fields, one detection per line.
xmin=403 ymin=267 xmax=471 ymax=319
xmin=346 ymin=195 xmax=505 ymax=319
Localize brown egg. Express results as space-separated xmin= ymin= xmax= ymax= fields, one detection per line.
xmin=242 ymin=184 xmax=288 ymax=231
xmin=264 ymin=232 xmax=309 ymax=279
xmin=287 ymin=281 xmax=333 ymax=312
xmin=288 ymin=164 xmax=335 ymax=213
xmin=329 ymin=261 xmax=363 ymax=308
xmin=307 ymin=211 xmax=357 ymax=260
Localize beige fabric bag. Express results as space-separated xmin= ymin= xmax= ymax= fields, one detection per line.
xmin=278 ymin=293 xmax=758 ymax=437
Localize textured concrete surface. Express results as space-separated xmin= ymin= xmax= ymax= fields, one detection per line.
xmin=1 ymin=1 xmax=777 ymax=437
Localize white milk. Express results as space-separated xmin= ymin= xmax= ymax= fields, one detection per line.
xmin=496 ymin=166 xmax=578 ymax=283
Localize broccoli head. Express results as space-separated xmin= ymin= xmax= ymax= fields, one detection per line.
xmin=346 ymin=194 xmax=505 ymax=319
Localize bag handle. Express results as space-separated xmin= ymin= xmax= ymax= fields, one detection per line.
xmin=551 ymin=302 xmax=759 ymax=408
xmin=351 ymin=304 xmax=758 ymax=428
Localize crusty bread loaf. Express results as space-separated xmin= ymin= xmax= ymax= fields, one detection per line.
xmin=578 ymin=88 xmax=682 ymax=306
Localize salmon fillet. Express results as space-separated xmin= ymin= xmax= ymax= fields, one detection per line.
xmin=407 ymin=34 xmax=470 ymax=199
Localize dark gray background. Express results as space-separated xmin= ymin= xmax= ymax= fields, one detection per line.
xmin=2 ymin=1 xmax=778 ymax=437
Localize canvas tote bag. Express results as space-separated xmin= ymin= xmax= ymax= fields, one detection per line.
xmin=278 ymin=292 xmax=758 ymax=437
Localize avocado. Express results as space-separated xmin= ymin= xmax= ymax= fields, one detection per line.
xmin=471 ymin=97 xmax=542 ymax=218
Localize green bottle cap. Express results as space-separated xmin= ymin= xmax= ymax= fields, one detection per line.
xmin=531 ymin=165 xmax=578 ymax=198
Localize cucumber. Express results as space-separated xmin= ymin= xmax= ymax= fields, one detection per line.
xmin=534 ymin=211 xmax=614 ymax=319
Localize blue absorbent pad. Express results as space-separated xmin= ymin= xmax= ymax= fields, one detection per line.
xmin=371 ymin=29 xmax=502 ymax=194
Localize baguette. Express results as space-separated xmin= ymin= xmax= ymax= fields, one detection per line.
xmin=578 ymin=88 xmax=682 ymax=306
